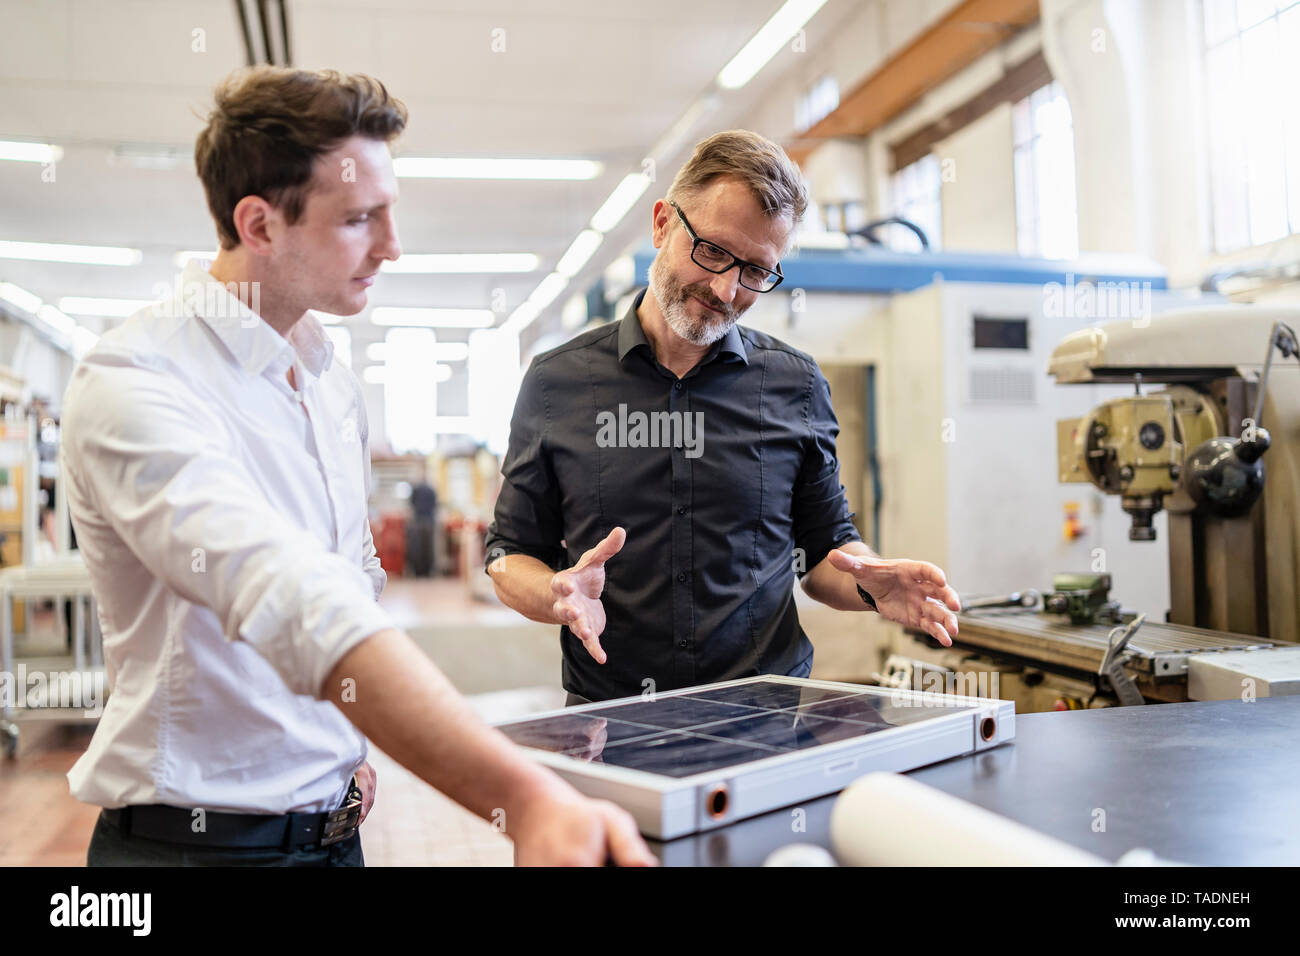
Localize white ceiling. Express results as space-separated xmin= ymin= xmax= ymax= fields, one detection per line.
xmin=0 ymin=0 xmax=868 ymax=347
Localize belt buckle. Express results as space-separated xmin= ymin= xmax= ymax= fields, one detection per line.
xmin=320 ymin=796 xmax=362 ymax=846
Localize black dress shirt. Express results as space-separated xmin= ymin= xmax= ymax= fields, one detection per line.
xmin=485 ymin=289 xmax=860 ymax=701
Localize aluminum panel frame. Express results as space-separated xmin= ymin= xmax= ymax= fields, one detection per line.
xmin=494 ymin=675 xmax=1015 ymax=839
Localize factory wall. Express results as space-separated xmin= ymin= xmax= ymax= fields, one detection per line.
xmin=738 ymin=10 xmax=1039 ymax=255
xmin=934 ymin=105 xmax=1020 ymax=253
xmin=1041 ymin=0 xmax=1212 ymax=287
xmin=734 ymin=0 xmax=1294 ymax=305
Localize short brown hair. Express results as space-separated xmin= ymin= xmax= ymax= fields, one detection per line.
xmin=195 ymin=66 xmax=408 ymax=249
xmin=667 ymin=129 xmax=808 ymax=228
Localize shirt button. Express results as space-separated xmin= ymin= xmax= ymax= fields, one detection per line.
xmin=677 ymin=506 xmax=687 ymax=515
xmin=676 ymin=572 xmax=686 ymax=582
xmin=673 ymin=381 xmax=682 ymax=390
xmin=678 ymin=640 xmax=688 ymax=649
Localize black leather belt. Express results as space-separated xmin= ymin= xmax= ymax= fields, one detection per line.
xmin=102 ymin=782 xmax=363 ymax=851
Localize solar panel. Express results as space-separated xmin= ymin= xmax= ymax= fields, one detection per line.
xmin=495 ymin=676 xmax=1015 ymax=839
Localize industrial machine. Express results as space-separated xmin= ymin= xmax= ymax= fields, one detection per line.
xmin=949 ymin=306 xmax=1300 ymax=707
xmin=1051 ymin=307 xmax=1299 ymax=643
xmin=1041 ymin=572 xmax=1121 ymax=625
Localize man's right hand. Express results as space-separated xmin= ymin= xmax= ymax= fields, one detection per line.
xmin=512 ymin=787 xmax=656 ymax=866
xmin=550 ymin=527 xmax=626 ymax=664
xmin=324 ymin=627 xmax=656 ymax=868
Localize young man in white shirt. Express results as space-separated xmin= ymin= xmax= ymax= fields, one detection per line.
xmin=60 ymin=66 xmax=653 ymax=867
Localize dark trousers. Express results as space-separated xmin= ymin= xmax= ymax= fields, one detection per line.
xmin=87 ymin=810 xmax=365 ymax=867
xmin=407 ymin=518 xmax=436 ymax=577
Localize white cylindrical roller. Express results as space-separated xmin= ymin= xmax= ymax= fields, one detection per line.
xmin=830 ymin=772 xmax=1108 ymax=866
xmin=763 ymin=844 xmax=838 ymax=867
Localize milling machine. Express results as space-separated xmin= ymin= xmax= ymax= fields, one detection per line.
xmin=941 ymin=306 xmax=1300 ymax=707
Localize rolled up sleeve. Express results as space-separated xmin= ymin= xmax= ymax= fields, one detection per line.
xmin=484 ymin=357 xmax=566 ymax=572
xmin=791 ymin=369 xmax=860 ymax=577
xmin=62 ymin=355 xmax=394 ymax=698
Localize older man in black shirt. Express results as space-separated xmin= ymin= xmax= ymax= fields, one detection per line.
xmin=486 ymin=130 xmax=961 ymax=704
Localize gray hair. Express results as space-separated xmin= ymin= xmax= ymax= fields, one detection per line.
xmin=666 ymin=129 xmax=809 ymax=228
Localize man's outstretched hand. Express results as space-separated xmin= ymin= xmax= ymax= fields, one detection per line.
xmin=827 ymin=549 xmax=961 ymax=646
xmin=551 ymin=527 xmax=626 ymax=664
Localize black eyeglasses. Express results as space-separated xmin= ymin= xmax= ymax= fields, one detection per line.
xmin=668 ymin=201 xmax=784 ymax=293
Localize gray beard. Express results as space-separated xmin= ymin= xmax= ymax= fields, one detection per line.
xmin=648 ymin=252 xmax=736 ymax=348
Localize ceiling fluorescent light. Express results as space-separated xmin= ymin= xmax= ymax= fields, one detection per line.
xmin=498 ymin=271 xmax=571 ymax=336
xmin=37 ymin=304 xmax=76 ymax=336
xmin=0 ymin=140 xmax=63 ymax=164
xmin=528 ymin=273 xmax=569 ymax=312
xmin=0 ymin=239 xmax=142 ymax=266
xmin=589 ymin=173 xmax=652 ymax=233
xmin=555 ymin=229 xmax=603 ymax=278
xmin=499 ymin=301 xmax=540 ymax=337
xmin=58 ymin=296 xmax=152 ymax=317
xmin=0 ymin=283 xmax=86 ymax=347
xmin=394 ymin=157 xmax=602 ymax=180
xmin=0 ymin=281 xmax=43 ymax=314
xmin=716 ymin=0 xmax=831 ymax=91
xmin=108 ymin=143 xmax=188 ymax=170
xmin=380 ymin=253 xmax=539 ymax=274
xmin=370 ymin=307 xmax=495 ymax=328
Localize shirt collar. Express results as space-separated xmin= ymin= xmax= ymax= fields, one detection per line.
xmin=616 ymin=288 xmax=748 ymax=367
xmin=180 ymin=259 xmax=334 ymax=381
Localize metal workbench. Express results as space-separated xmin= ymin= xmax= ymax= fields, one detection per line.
xmin=954 ymin=607 xmax=1283 ymax=685
xmin=647 ymin=695 xmax=1300 ymax=866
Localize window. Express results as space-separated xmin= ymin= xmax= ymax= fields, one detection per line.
xmin=468 ymin=329 xmax=520 ymax=457
xmin=889 ymin=154 xmax=943 ymax=251
xmin=382 ymin=328 xmax=437 ymax=453
xmin=1012 ymin=81 xmax=1080 ymax=259
xmin=795 ymin=74 xmax=839 ymax=132
xmin=1203 ymin=0 xmax=1300 ymax=252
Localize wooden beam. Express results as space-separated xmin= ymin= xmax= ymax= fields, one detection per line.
xmin=787 ymin=0 xmax=1041 ymax=165
xmin=890 ymin=49 xmax=1051 ymax=170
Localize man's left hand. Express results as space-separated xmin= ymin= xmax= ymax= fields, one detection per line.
xmin=355 ymin=761 xmax=377 ymax=824
xmin=826 ymin=549 xmax=961 ymax=646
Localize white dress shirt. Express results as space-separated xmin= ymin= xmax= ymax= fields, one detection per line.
xmin=62 ymin=260 xmax=395 ymax=814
